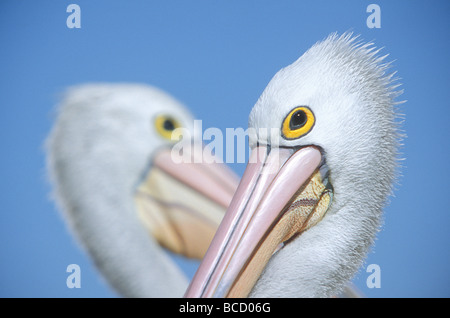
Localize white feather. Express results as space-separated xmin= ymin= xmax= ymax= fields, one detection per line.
xmin=46 ymin=83 xmax=195 ymax=297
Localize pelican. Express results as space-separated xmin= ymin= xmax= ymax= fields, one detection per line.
xmin=185 ymin=33 xmax=402 ymax=298
xmin=46 ymin=83 xmax=239 ymax=297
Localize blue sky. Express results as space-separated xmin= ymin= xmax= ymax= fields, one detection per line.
xmin=1 ymin=0 xmax=449 ymax=297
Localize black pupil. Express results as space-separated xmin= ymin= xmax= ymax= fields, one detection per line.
xmin=289 ymin=110 xmax=307 ymax=130
xmin=163 ymin=119 xmax=176 ymax=131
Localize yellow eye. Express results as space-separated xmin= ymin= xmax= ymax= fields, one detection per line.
xmin=154 ymin=114 xmax=181 ymax=140
xmin=281 ymin=106 xmax=315 ymax=140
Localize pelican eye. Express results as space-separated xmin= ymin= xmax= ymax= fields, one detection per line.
xmin=282 ymin=106 xmax=315 ymax=139
xmin=154 ymin=114 xmax=181 ymax=140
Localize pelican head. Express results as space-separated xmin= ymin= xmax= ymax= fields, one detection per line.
xmin=47 ymin=83 xmax=238 ymax=297
xmin=185 ymin=33 xmax=402 ymax=297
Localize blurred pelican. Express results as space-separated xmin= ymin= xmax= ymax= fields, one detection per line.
xmin=46 ymin=83 xmax=239 ymax=297
xmin=185 ymin=33 xmax=402 ymax=298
